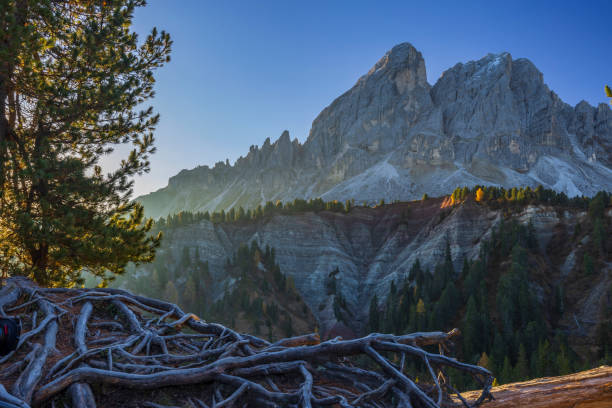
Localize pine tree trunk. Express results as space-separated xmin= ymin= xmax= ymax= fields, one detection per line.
xmin=31 ymin=243 xmax=49 ymax=286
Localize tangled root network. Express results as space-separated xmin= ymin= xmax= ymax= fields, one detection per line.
xmin=0 ymin=277 xmax=493 ymax=407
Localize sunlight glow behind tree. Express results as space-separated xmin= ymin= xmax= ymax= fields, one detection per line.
xmin=0 ymin=0 xmax=171 ymax=286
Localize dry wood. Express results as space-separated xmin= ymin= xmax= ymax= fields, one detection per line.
xmin=456 ymin=366 xmax=612 ymax=408
xmin=0 ymin=277 xmax=495 ymax=407
xmin=67 ymin=301 xmax=96 ymax=408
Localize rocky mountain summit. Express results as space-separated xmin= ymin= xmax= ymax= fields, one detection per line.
xmin=138 ymin=42 xmax=612 ymax=219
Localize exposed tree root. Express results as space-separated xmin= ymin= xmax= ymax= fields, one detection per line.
xmin=0 ymin=277 xmax=493 ymax=407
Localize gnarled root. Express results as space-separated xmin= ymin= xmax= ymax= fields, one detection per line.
xmin=0 ymin=278 xmax=493 ymax=407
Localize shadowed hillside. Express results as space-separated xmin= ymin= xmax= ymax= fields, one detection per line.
xmin=117 ymin=188 xmax=612 ymax=388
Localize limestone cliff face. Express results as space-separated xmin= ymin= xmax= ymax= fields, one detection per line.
xmin=137 ymin=43 xmax=612 ymax=219
xmin=148 ymin=200 xmax=609 ymax=338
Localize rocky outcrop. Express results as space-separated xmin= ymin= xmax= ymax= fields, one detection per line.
xmin=137 ymin=43 xmax=612 ymax=219
xmin=140 ymin=199 xmax=609 ymax=338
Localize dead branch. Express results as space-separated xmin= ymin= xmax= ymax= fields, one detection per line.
xmin=0 ymin=277 xmax=493 ymax=407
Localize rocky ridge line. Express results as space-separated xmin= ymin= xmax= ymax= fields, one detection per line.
xmin=137 ymin=43 xmax=612 ymax=219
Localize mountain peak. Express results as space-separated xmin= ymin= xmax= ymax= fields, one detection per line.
xmin=364 ymin=42 xmax=428 ymax=89
xmin=138 ymin=43 xmax=612 ymax=218
xmin=278 ymin=130 xmax=290 ymax=144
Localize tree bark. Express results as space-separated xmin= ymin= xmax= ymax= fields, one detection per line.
xmin=0 ymin=277 xmax=494 ymax=408
xmin=456 ymin=366 xmax=612 ymax=408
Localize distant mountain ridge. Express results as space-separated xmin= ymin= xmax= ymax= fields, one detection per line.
xmin=138 ymin=43 xmax=612 ymax=219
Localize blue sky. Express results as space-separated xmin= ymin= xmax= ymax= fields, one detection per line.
xmin=117 ymin=0 xmax=612 ymax=197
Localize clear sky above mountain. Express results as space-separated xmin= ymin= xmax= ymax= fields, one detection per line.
xmin=116 ymin=0 xmax=612 ymax=197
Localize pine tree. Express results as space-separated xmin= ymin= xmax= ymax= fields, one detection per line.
xmin=183 ymin=276 xmax=197 ymax=312
xmin=479 ymin=298 xmax=492 ymax=351
xmin=491 ymin=330 xmax=506 ymax=374
xmin=583 ymin=253 xmax=594 ymax=275
xmin=461 ymin=258 xmax=470 ymax=280
xmin=344 ymin=199 xmax=352 ymax=213
xmin=181 ymin=246 xmax=191 ymax=269
xmin=514 ymin=343 xmax=530 ymax=381
xmin=0 ymin=0 xmax=171 ymax=286
xmin=443 ymin=240 xmax=454 ymax=280
xmin=536 ymin=340 xmax=551 ymax=377
xmin=500 ymin=356 xmax=513 ymax=384
xmin=282 ymin=316 xmax=293 ymax=337
xmin=478 ymin=352 xmax=491 ymax=371
xmin=593 ymin=217 xmax=604 ymax=255
xmin=463 ymin=295 xmax=481 ymax=361
xmin=588 ymin=193 xmax=606 ymax=220
xmin=416 ymin=298 xmax=426 ymax=330
xmin=557 ymin=344 xmax=572 ymax=375
xmin=151 ymin=268 xmax=163 ymax=296
xmin=163 ymin=281 xmax=178 ymax=304
xmin=368 ymin=295 xmax=380 ymax=332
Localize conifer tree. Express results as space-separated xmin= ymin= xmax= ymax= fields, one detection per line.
xmin=463 ymin=295 xmax=481 ymax=361
xmin=183 ymin=276 xmax=197 ymax=311
xmin=477 ymin=352 xmax=491 ymax=371
xmin=490 ymin=330 xmax=506 ymax=374
xmin=163 ymin=280 xmax=178 ymax=304
xmin=416 ymin=298 xmax=426 ymax=330
xmin=461 ymin=257 xmax=470 ymax=279
xmin=500 ymin=356 xmax=513 ymax=384
xmin=151 ymin=267 xmax=163 ymax=295
xmin=536 ymin=340 xmax=551 ymax=377
xmin=0 ymin=0 xmax=171 ymax=286
xmin=556 ymin=344 xmax=572 ymax=375
xmin=368 ymin=294 xmax=380 ymax=332
xmin=514 ymin=343 xmax=530 ymax=381
xmin=583 ymin=253 xmax=594 ymax=275
xmin=593 ymin=217 xmax=604 ymax=255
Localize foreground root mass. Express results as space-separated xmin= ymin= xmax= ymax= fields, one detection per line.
xmin=0 ymin=277 xmax=493 ymax=407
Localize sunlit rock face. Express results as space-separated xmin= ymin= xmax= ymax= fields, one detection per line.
xmin=137 ymin=43 xmax=612 ymax=219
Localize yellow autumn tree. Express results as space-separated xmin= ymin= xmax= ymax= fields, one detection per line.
xmin=478 ymin=352 xmax=491 ymax=370
xmin=475 ymin=188 xmax=485 ymax=202
xmin=416 ymin=298 xmax=426 ymax=314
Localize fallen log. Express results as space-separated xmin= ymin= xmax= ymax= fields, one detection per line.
xmin=456 ymin=366 xmax=612 ymax=408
